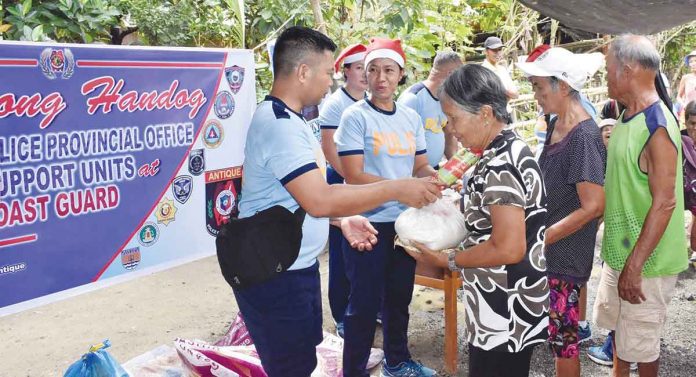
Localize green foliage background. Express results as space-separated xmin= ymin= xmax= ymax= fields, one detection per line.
xmin=0 ymin=0 xmax=528 ymax=100
xmin=1 ymin=0 xmax=694 ymax=126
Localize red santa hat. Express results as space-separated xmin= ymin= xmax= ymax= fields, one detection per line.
xmin=364 ymin=37 xmax=406 ymax=68
xmin=334 ymin=43 xmax=367 ymax=73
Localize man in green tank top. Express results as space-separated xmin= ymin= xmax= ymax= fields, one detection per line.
xmin=593 ymin=35 xmax=688 ymax=377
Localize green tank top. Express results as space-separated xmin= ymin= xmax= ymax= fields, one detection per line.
xmin=602 ymin=101 xmax=688 ymax=277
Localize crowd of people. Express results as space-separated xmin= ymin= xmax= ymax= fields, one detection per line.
xmin=227 ymin=26 xmax=694 ymax=377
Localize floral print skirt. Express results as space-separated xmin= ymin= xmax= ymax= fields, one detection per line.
xmin=548 ymin=278 xmax=582 ymax=358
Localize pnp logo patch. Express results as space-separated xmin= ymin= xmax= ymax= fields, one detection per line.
xmin=215 ymin=190 xmax=235 ymax=217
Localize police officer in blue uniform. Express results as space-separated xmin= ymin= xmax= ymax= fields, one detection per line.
xmin=233 ymin=27 xmax=441 ymax=377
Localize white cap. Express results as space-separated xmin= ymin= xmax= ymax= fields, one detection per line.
xmin=516 ymin=47 xmax=604 ymax=91
xmin=598 ymin=118 xmax=616 ymax=129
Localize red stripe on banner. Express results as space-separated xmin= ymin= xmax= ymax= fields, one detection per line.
xmin=93 ymin=52 xmax=229 ymax=281
xmin=0 ymin=234 xmax=38 ymax=248
xmin=0 ymin=59 xmax=38 ymax=66
xmin=77 ymin=60 xmax=223 ymax=69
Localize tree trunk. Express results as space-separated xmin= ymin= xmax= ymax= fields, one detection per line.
xmin=310 ymin=0 xmax=327 ymax=35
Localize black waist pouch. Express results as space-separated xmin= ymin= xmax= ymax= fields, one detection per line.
xmin=216 ymin=205 xmax=306 ymax=289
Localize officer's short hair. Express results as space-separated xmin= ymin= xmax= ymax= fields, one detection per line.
xmin=273 ymin=26 xmax=337 ymax=77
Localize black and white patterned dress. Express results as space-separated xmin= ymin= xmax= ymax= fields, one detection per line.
xmin=461 ymin=129 xmax=550 ymax=353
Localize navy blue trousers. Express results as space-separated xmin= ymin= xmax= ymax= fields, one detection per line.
xmin=326 ymin=166 xmax=349 ymax=324
xmin=342 ymin=222 xmax=416 ymax=377
xmin=328 ymin=225 xmax=349 ymax=323
xmin=232 ymin=262 xmax=323 ymax=377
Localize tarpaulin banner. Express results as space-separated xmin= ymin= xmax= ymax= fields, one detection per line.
xmin=0 ymin=41 xmax=255 ymax=313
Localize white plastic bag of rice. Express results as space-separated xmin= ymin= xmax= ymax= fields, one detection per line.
xmin=394 ymin=189 xmax=467 ymax=252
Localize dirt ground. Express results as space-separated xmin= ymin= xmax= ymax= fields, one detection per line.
xmin=1 ymin=226 xmax=695 ymax=376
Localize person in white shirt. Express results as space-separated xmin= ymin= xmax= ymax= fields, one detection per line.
xmin=481 ymin=36 xmax=519 ymax=101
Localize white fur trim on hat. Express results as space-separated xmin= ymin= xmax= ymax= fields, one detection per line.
xmin=364 ymin=49 xmax=405 ymax=68
xmin=343 ymin=52 xmax=366 ymax=65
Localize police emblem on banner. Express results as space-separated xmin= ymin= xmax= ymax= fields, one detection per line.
xmin=225 ymin=65 xmax=245 ymax=94
xmin=188 ymin=149 xmax=205 ymax=176
xmin=172 ymin=175 xmax=193 ymax=204
xmin=203 ymin=120 xmax=224 ymax=149
xmin=155 ymin=197 xmax=177 ymax=226
xmin=205 ymin=166 xmax=242 ymax=236
xmin=214 ymin=91 xmax=235 ymax=119
xmin=138 ymin=222 xmax=159 ymax=247
xmin=215 ymin=190 xmax=235 ymax=217
xmin=121 ymin=247 xmax=141 ymax=270
xmin=39 ymin=48 xmax=75 ymax=80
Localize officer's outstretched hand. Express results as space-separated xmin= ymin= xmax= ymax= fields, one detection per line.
xmin=340 ymin=216 xmax=379 ymax=252
xmin=395 ymin=177 xmax=442 ymax=208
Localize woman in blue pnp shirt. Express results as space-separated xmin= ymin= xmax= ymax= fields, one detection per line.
xmin=335 ymin=37 xmax=439 ymax=377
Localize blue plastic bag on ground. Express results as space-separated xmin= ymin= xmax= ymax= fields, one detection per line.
xmin=64 ymin=339 xmax=129 ymax=377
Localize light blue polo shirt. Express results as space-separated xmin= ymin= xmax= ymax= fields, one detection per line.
xmin=319 ymin=87 xmax=360 ymax=130
xmin=318 ymin=87 xmax=360 ymax=173
xmin=335 ymin=99 xmax=427 ymax=222
xmin=398 ymin=82 xmax=447 ymax=168
xmin=239 ymin=95 xmax=329 ymax=271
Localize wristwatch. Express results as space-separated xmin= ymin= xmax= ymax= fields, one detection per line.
xmin=447 ymin=249 xmax=460 ymax=272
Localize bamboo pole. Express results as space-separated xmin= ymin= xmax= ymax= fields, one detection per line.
xmin=310 ymin=0 xmax=327 ymax=35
